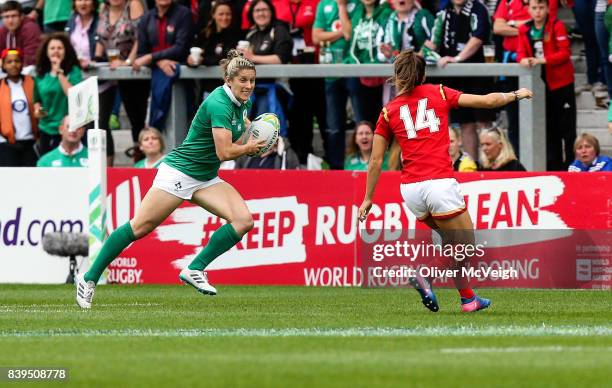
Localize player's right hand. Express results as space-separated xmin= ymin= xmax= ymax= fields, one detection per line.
xmin=515 ymin=88 xmax=533 ymax=100
xmin=245 ymin=134 xmax=267 ymax=155
xmin=358 ymin=199 xmax=372 ymax=223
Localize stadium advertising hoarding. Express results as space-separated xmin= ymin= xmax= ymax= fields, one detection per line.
xmin=1 ymin=169 xmax=610 ymax=287
xmin=0 ymin=168 xmax=88 ymax=283
xmin=105 ymin=170 xmax=611 ymax=289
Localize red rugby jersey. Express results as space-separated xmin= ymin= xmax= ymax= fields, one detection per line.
xmin=375 ymin=84 xmax=462 ymax=184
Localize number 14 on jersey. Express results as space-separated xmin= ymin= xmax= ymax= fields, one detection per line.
xmin=399 ymin=98 xmax=441 ymax=139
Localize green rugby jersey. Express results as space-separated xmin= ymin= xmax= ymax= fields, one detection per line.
xmin=163 ymin=85 xmax=251 ymax=181
xmin=344 ymin=152 xmax=390 ymax=171
xmin=314 ymin=0 xmax=364 ymax=58
xmin=36 ymin=144 xmax=88 ymax=167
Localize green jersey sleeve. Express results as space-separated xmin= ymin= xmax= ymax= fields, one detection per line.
xmin=208 ymin=99 xmax=234 ymax=130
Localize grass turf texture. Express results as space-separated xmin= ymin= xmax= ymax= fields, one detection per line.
xmin=1 ymin=286 xmax=611 ymax=387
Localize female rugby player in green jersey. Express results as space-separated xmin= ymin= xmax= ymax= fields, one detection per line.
xmin=76 ymin=50 xmax=266 ymax=308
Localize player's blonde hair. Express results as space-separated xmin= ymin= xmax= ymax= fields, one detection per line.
xmin=220 ymin=49 xmax=256 ymax=80
xmin=391 ymin=50 xmax=426 ymax=95
xmin=479 ymin=127 xmax=518 ymax=169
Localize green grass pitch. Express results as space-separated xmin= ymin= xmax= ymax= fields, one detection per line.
xmin=1 ymin=285 xmax=611 ymax=387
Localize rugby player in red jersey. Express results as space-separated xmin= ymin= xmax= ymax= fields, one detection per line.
xmin=358 ymin=50 xmax=532 ymax=312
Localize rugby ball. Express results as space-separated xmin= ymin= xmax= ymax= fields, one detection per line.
xmin=248 ymin=113 xmax=280 ymax=156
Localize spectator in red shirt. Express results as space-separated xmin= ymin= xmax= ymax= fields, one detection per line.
xmin=494 ymin=0 xmax=532 ymax=54
xmin=0 ymin=1 xmax=41 ymax=67
xmin=241 ymin=0 xmax=284 ymax=31
xmin=518 ymin=0 xmax=576 ymax=170
xmin=276 ymin=0 xmax=327 ymax=164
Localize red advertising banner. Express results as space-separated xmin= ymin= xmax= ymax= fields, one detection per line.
xmin=106 ymin=170 xmax=612 ymax=289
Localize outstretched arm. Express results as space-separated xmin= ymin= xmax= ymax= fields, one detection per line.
xmin=358 ymin=134 xmax=389 ymax=222
xmin=458 ymin=88 xmax=532 ymax=109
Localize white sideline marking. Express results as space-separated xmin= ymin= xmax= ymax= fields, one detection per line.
xmin=1 ymin=326 xmax=611 ymax=338
xmin=0 ymin=303 xmax=161 ymax=312
xmin=440 ymin=346 xmax=612 ymax=354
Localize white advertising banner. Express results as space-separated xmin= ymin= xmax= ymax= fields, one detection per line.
xmin=0 ymin=168 xmax=88 ymax=283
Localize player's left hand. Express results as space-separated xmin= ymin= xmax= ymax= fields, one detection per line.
xmin=358 ymin=199 xmax=372 ymax=223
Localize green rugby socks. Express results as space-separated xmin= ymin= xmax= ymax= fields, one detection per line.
xmin=84 ymin=222 xmax=136 ymax=284
xmin=188 ymin=223 xmax=241 ymax=271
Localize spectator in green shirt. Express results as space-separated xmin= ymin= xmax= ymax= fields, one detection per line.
xmin=33 ymin=32 xmax=83 ymax=156
xmin=377 ymin=0 xmax=434 ymax=104
xmin=344 ymin=121 xmax=389 ymax=170
xmin=31 ymin=0 xmax=73 ymax=32
xmin=37 ymin=116 xmax=88 ymax=167
xmin=344 ymin=0 xmax=392 ymax=127
xmin=134 ymin=127 xmax=166 ymax=168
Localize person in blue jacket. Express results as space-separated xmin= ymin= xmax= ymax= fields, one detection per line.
xmin=568 ymin=133 xmax=612 ymax=172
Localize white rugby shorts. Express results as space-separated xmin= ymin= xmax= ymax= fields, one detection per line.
xmin=152 ymin=163 xmax=224 ymax=200
xmin=400 ymin=178 xmax=466 ymax=221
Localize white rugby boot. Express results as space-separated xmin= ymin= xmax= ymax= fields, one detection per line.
xmin=179 ymin=268 xmax=217 ymax=295
xmin=75 ymin=273 xmax=96 ymax=309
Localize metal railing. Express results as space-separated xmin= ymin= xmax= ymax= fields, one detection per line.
xmin=90 ymin=63 xmax=546 ymax=170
